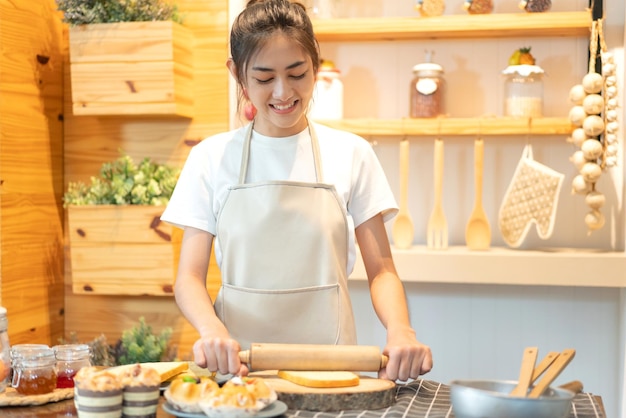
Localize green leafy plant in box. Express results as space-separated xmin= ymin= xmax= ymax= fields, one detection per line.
xmin=55 ymin=0 xmax=183 ymax=25
xmin=63 ymin=153 xmax=179 ymax=207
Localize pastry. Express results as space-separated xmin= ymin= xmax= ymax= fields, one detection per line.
xmin=164 ymin=375 xmax=220 ymax=413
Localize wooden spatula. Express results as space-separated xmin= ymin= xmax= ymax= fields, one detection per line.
xmin=509 ymin=346 xmax=538 ymax=397
xmin=392 ymin=139 xmax=414 ymax=249
xmin=528 ymin=349 xmax=576 ymax=398
xmin=530 ymin=351 xmax=560 ymax=383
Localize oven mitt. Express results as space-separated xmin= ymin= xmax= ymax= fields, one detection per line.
xmin=498 ymin=144 xmax=564 ymax=248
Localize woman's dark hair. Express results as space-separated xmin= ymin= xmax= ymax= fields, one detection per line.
xmin=230 ymin=0 xmax=320 ymax=91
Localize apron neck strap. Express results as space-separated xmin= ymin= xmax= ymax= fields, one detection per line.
xmin=238 ymin=120 xmax=324 ymax=184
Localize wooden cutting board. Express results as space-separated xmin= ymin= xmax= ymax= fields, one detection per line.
xmin=250 ymin=370 xmax=396 ymax=412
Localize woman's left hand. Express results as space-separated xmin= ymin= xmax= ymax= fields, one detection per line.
xmin=378 ymin=329 xmax=433 ymax=382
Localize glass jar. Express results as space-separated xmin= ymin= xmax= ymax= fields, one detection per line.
xmin=11 ymin=344 xmax=57 ymax=395
xmin=0 ymin=307 xmax=10 ymax=393
xmin=309 ymin=61 xmax=343 ymax=120
xmin=503 ymin=65 xmax=544 ymax=117
xmin=410 ymin=56 xmax=445 ymax=118
xmin=53 ymin=344 xmax=92 ymax=388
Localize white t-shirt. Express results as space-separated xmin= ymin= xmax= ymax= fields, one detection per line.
xmin=161 ymin=122 xmax=398 ymax=275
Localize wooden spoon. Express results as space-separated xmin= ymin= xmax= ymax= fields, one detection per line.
xmin=509 ymin=346 xmax=538 ymax=397
xmin=465 ymin=138 xmax=491 ymax=250
xmin=528 ymin=349 xmax=576 ymax=398
xmin=392 ymin=139 xmax=414 ymax=249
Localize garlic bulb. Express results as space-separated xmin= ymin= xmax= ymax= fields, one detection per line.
xmin=568 ymin=128 xmax=587 ymax=147
xmin=569 ymin=150 xmax=587 ymax=170
xmin=580 ymin=162 xmax=602 ymax=182
xmin=582 ymin=94 xmax=603 ymax=115
xmin=568 ymin=106 xmax=587 ymax=126
xmin=571 ymin=175 xmax=591 ymax=195
xmin=581 ymin=139 xmax=603 ymax=160
xmin=585 ymin=191 xmax=606 ymax=209
xmin=582 ymin=72 xmax=603 ymax=93
xmin=582 ymin=115 xmax=605 ymax=137
xmin=568 ymin=84 xmax=586 ymax=105
xmin=585 ymin=209 xmax=605 ymax=234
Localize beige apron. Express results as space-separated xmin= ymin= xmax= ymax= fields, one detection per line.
xmin=214 ymin=122 xmax=357 ymax=349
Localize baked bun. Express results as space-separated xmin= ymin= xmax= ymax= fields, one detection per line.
xmin=118 ymin=363 xmax=161 ymax=388
xmin=198 ymin=376 xmax=277 ymax=418
xmin=164 ymin=376 xmax=219 ymax=413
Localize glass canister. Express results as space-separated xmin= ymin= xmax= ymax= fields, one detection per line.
xmin=11 ymin=344 xmax=57 ymax=395
xmin=53 ymin=344 xmax=92 ymax=388
xmin=0 ymin=307 xmax=10 ymax=393
xmin=502 ymin=65 xmax=544 ymax=117
xmin=309 ymin=60 xmax=343 ymax=120
xmin=410 ymin=52 xmax=445 ymax=118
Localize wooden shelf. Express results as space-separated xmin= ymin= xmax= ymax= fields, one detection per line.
xmin=315 ymin=117 xmax=574 ymax=136
xmin=312 ymin=11 xmax=591 ymax=42
xmin=349 ymin=246 xmax=626 ymax=288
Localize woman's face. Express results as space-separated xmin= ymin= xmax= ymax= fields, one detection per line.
xmin=240 ymin=32 xmax=315 ymax=137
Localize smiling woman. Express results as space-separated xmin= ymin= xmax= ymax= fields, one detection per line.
xmin=160 ymin=0 xmax=432 ymax=383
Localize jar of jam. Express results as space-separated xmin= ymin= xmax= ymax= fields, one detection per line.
xmin=11 ymin=344 xmax=57 ymax=395
xmin=410 ymin=52 xmax=445 ymax=118
xmin=53 ymin=344 xmax=92 ymax=388
xmin=0 ymin=307 xmax=10 ymax=393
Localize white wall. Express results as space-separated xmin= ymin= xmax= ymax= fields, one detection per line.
xmin=228 ymin=0 xmax=626 ymax=416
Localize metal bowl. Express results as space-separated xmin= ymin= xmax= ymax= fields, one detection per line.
xmin=450 ymin=379 xmax=575 ymax=418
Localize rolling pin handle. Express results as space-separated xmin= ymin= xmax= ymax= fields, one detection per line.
xmin=239 ymin=350 xmax=250 ymax=365
xmin=380 ymin=354 xmax=389 ymax=369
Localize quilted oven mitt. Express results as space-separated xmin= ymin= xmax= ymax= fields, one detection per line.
xmin=498 ymin=144 xmax=564 ymax=248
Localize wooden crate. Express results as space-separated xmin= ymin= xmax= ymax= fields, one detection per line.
xmin=69 ymin=21 xmax=193 ymax=117
xmin=67 ymin=205 xmax=181 ymax=296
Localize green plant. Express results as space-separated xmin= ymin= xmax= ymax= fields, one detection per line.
xmin=116 ymin=317 xmax=173 ymax=364
xmin=56 ymin=0 xmax=183 ymax=26
xmin=63 ymin=153 xmax=179 ymax=207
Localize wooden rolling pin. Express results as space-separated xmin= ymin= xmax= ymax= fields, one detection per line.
xmin=238 ymin=343 xmax=389 ymax=372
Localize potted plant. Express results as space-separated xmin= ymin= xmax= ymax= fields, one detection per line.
xmin=64 ymin=154 xmax=182 ymax=296
xmin=56 ymin=0 xmax=194 ymax=117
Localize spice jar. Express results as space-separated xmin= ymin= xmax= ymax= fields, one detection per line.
xmin=309 ymin=60 xmax=343 ymax=120
xmin=53 ymin=344 xmax=92 ymax=388
xmin=410 ymin=52 xmax=445 ymax=118
xmin=11 ymin=344 xmax=57 ymax=395
xmin=502 ymin=65 xmax=544 ymax=117
xmin=0 ymin=307 xmax=10 ymax=393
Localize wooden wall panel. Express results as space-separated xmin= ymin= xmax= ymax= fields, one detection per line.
xmin=63 ymin=0 xmax=229 ymax=359
xmin=0 ymin=0 xmax=65 ymax=345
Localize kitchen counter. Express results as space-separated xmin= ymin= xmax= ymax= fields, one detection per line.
xmin=0 ymin=380 xmax=607 ymax=418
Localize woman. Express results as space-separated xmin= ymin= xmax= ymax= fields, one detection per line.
xmin=161 ymin=0 xmax=432 ymax=382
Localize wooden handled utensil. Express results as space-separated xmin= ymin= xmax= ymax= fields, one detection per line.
xmin=427 ymin=138 xmax=447 ymax=249
xmin=530 ymin=351 xmax=560 ymax=383
xmin=509 ymin=346 xmax=538 ymax=397
xmin=465 ymin=137 xmax=491 ymax=250
xmin=528 ymin=349 xmax=576 ymax=398
xmin=392 ymin=139 xmax=414 ymax=249
xmin=238 ymin=343 xmax=389 ymax=372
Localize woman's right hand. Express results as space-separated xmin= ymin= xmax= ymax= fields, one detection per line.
xmin=192 ymin=336 xmax=249 ymax=377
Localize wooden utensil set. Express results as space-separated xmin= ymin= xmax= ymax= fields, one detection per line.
xmin=392 ymin=138 xmax=491 ymax=250
xmin=510 ymin=347 xmax=577 ymax=398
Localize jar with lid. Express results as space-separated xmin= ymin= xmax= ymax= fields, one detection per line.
xmin=0 ymin=307 xmax=10 ymax=393
xmin=410 ymin=52 xmax=445 ymax=118
xmin=309 ymin=60 xmax=343 ymax=120
xmin=53 ymin=344 xmax=92 ymax=388
xmin=11 ymin=344 xmax=57 ymax=395
xmin=502 ymin=65 xmax=544 ymax=117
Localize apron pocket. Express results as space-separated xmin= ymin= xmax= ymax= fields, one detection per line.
xmin=215 ymin=283 xmax=340 ymax=348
